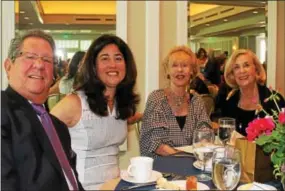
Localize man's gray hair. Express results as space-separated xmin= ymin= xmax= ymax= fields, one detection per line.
xmin=8 ymin=29 xmax=56 ymax=63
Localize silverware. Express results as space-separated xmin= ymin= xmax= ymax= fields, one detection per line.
xmin=169 ymin=152 xmax=195 ymax=158
xmin=120 ymin=182 xmax=156 ymax=190
xmin=253 ymin=182 xmax=272 ymax=190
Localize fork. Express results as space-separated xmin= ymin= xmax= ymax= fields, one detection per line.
xmin=171 ymin=174 xmax=186 ymax=180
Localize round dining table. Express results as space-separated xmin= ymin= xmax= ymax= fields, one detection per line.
xmin=100 ymin=153 xmax=283 ymax=191
xmin=100 ymin=154 xmax=215 ymax=190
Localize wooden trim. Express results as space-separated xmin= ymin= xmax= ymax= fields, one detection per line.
xmin=43 ymin=14 xmax=116 ymax=25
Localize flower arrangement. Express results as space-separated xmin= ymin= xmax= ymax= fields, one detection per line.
xmin=246 ymin=90 xmax=285 ymax=184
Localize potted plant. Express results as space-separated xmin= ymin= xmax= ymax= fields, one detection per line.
xmin=246 ymin=90 xmax=285 ymax=189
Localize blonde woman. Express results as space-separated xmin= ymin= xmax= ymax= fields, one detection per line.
xmin=140 ymin=46 xmax=211 ymax=158
xmin=215 ymin=49 xmax=285 ymax=136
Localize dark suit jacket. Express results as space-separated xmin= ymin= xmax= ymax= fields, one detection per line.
xmin=203 ymin=57 xmax=221 ymax=85
xmin=1 ymin=86 xmax=84 ymax=191
xmin=189 ymin=76 xmax=210 ymax=95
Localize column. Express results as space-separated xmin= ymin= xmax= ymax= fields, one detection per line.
xmin=145 ymin=1 xmax=160 ymax=100
xmin=116 ymin=1 xmax=127 ymax=42
xmin=267 ymin=1 xmax=277 ymax=90
xmin=176 ymin=1 xmax=188 ymax=46
xmin=275 ymin=1 xmax=285 ymax=96
xmin=1 ymin=1 xmax=15 ymax=89
xmin=267 ymin=1 xmax=285 ymax=96
xmin=159 ymin=1 xmax=188 ymax=88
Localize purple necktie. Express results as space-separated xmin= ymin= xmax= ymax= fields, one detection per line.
xmin=32 ymin=104 xmax=78 ymax=191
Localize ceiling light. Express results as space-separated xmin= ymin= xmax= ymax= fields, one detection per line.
xmin=20 ymin=11 xmax=25 ymax=14
xmin=223 ymin=19 xmax=228 ymax=22
xmin=260 ymin=1 xmax=266 ymax=4
xmin=80 ymin=30 xmax=91 ymax=33
xmin=28 ymin=23 xmax=33 ymax=25
xmin=259 ymin=21 xmax=266 ymax=24
xmin=24 ymin=17 xmax=29 ymax=20
xmin=260 ymin=24 xmax=266 ymax=27
xmin=253 ymin=11 xmax=258 ymax=14
xmin=44 ymin=30 xmax=51 ymax=33
xmin=205 ymin=23 xmax=210 ymax=26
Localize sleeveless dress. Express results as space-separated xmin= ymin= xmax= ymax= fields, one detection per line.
xmin=69 ymin=91 xmax=127 ymax=190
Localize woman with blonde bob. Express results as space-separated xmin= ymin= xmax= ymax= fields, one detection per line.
xmin=215 ymin=49 xmax=285 ymax=136
xmin=140 ymin=46 xmax=211 ymax=158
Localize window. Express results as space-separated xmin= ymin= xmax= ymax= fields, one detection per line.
xmin=67 ymin=52 xmax=75 ymax=59
xmin=55 ymin=40 xmax=79 ymax=49
xmin=256 ymin=34 xmax=266 ymax=64
xmin=80 ymin=40 xmax=92 ymax=51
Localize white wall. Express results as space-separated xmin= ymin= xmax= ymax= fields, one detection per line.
xmin=1 ymin=1 xmax=15 ymax=90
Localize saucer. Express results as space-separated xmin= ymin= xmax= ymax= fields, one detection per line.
xmin=193 ymin=160 xmax=212 ymax=172
xmin=237 ymin=182 xmax=277 ymax=190
xmin=156 ymin=180 xmax=210 ymax=190
xmin=120 ymin=170 xmax=162 ymax=184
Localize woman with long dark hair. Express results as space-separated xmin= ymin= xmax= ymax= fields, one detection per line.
xmin=51 ymin=34 xmax=139 ymax=189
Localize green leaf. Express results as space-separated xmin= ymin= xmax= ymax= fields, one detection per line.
xmin=256 ymin=135 xmax=271 ymax=145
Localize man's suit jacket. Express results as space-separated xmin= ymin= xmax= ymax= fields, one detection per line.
xmin=203 ymin=57 xmax=221 ymax=85
xmin=1 ymin=86 xmax=84 ymax=191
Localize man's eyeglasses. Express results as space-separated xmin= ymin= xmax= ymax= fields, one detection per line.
xmin=17 ymin=51 xmax=55 ymax=65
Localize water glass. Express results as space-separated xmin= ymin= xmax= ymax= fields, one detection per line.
xmin=212 ymin=146 xmax=241 ymax=190
xmin=193 ymin=128 xmax=215 ymax=181
xmin=218 ymin=118 xmax=235 ymax=145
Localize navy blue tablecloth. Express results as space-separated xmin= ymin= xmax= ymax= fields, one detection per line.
xmin=115 ymin=156 xmax=215 ymax=190
xmin=115 ymin=155 xmax=283 ymax=190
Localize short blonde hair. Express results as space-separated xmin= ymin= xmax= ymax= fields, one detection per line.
xmin=224 ymin=49 xmax=266 ymax=88
xmin=162 ymin=45 xmax=198 ymax=80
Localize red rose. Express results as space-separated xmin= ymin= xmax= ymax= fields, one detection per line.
xmin=278 ymin=110 xmax=285 ymax=124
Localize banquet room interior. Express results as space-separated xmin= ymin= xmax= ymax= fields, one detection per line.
xmin=1 ymin=0 xmax=284 ymax=180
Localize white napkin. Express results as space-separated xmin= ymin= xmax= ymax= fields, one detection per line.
xmin=174 ymin=145 xmax=193 ymax=153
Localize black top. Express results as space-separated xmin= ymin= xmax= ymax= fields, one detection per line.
xmin=189 ymin=76 xmax=210 ymax=94
xmin=215 ymin=84 xmax=285 ymax=136
xmin=175 ymin=116 xmax=186 ymax=130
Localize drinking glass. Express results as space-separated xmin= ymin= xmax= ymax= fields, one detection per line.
xmin=193 ymin=128 xmax=215 ymax=181
xmin=218 ymin=118 xmax=235 ymax=146
xmin=212 ymin=146 xmax=241 ymax=190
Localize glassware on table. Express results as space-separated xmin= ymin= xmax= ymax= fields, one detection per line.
xmin=212 ymin=146 xmax=241 ymax=190
xmin=218 ymin=118 xmax=235 ymax=146
xmin=193 ymin=128 xmax=215 ymax=182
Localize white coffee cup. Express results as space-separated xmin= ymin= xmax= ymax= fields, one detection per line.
xmin=127 ymin=156 xmax=154 ymax=182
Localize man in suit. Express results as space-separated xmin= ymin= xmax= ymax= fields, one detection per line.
xmin=203 ymin=49 xmax=221 ymax=86
xmin=1 ymin=30 xmax=84 ymax=190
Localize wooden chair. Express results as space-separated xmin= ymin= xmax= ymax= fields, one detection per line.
xmin=207 ymin=84 xmax=219 ymax=98
xmin=135 ymin=120 xmax=142 ymax=138
xmin=200 ymin=94 xmax=215 ymax=116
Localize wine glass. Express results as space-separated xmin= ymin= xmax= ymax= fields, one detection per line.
xmin=212 ymin=146 xmax=241 ymax=190
xmin=193 ymin=128 xmax=215 ymax=181
xmin=218 ymin=118 xmax=235 ymax=146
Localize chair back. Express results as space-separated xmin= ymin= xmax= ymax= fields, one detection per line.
xmin=207 ymin=84 xmax=219 ymax=98
xmin=47 ymin=93 xmax=65 ymax=110
xmin=200 ymin=94 xmax=215 ymax=116
xmin=135 ymin=120 xmax=142 ymax=138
